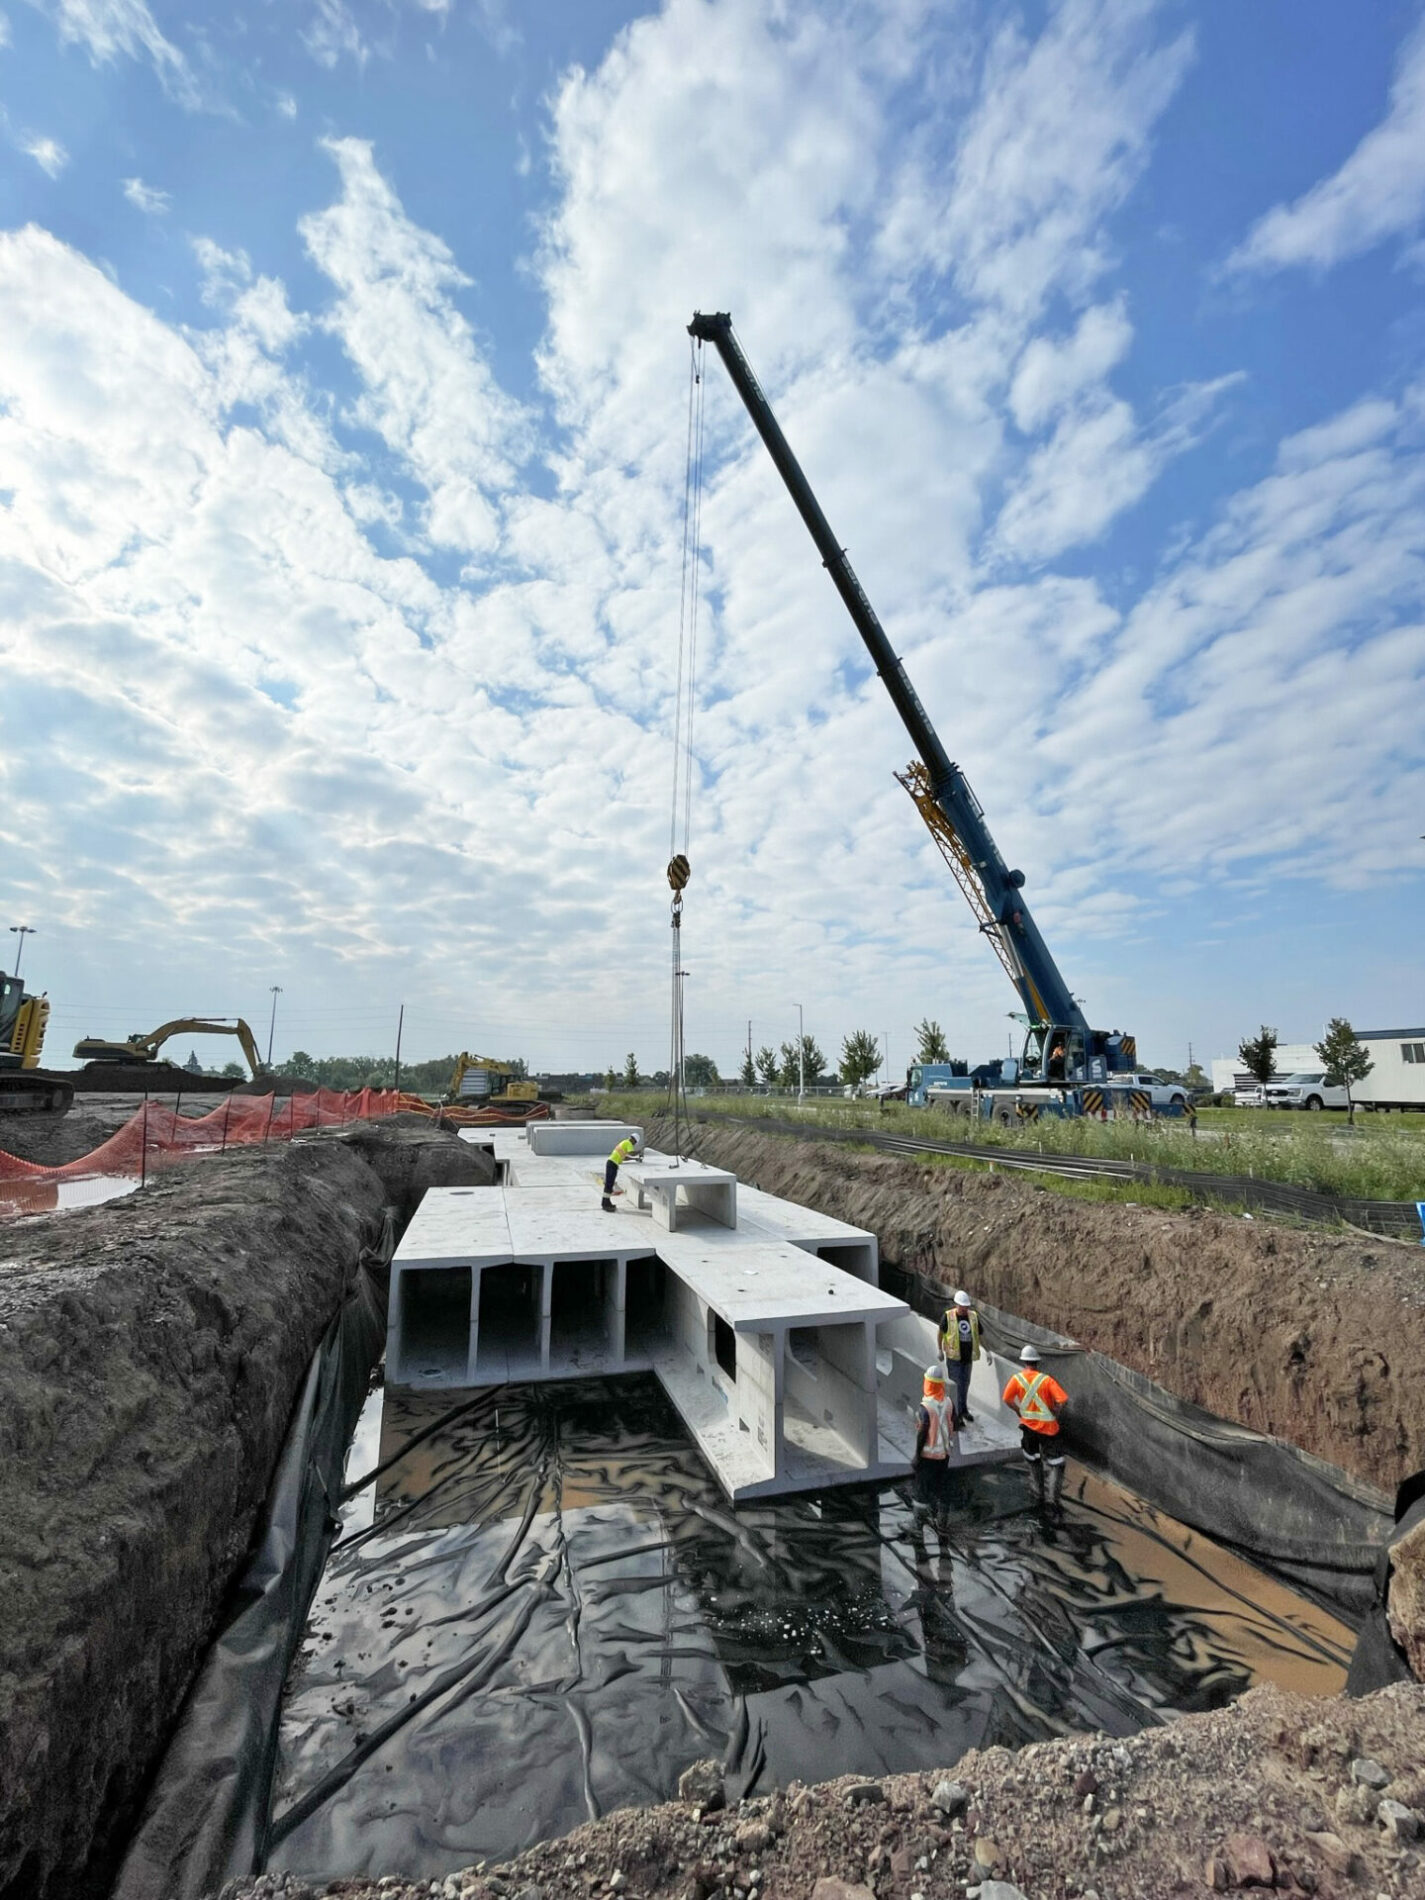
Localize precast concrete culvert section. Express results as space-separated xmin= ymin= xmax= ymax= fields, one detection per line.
xmin=247 ymin=1371 xmax=1350 ymax=1885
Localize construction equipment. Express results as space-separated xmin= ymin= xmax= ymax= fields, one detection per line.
xmin=0 ymin=973 xmax=73 ymax=1113
xmin=446 ymin=1054 xmax=539 ymax=1108
xmin=688 ymin=310 xmax=1146 ymax=1122
xmin=73 ymin=1017 xmax=264 ymax=1078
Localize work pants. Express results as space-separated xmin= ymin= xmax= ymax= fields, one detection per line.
xmin=603 ymin=1161 xmax=619 ymax=1194
xmin=949 ymin=1356 xmax=972 ymax=1423
xmin=1019 ymin=1424 xmax=1064 ymax=1463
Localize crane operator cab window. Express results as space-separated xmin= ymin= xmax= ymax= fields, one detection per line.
xmin=1031 ymin=1026 xmax=1085 ymax=1084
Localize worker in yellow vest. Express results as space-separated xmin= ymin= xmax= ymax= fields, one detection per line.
xmin=601 ymin=1132 xmax=642 ymax=1212
xmin=938 ymin=1288 xmax=982 ymax=1428
xmin=912 ymin=1363 xmax=957 ymax=1521
xmin=1001 ymin=1344 xmax=1069 ymax=1508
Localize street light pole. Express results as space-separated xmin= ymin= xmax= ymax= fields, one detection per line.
xmin=8 ymin=925 xmax=35 ymax=979
xmin=797 ymin=1002 xmax=805 ymax=1106
xmin=266 ymin=986 xmax=283 ymax=1069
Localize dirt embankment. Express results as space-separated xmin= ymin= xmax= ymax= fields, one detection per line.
xmin=232 ymin=1680 xmax=1425 ymax=1900
xmin=0 ymin=1119 xmax=488 ymax=1900
xmin=651 ymin=1120 xmax=1425 ymax=1496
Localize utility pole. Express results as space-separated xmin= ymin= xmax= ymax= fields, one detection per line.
xmin=747 ymin=1018 xmax=752 ymax=1078
xmin=394 ymin=1003 xmax=405 ymax=1092
xmin=797 ymin=1002 xmax=805 ymax=1106
xmin=8 ymin=925 xmax=35 ymax=978
xmin=266 ymin=985 xmax=282 ymax=1069
xmin=883 ymin=1029 xmax=890 ymax=1085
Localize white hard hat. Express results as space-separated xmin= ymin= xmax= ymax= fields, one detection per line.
xmin=1019 ymin=1344 xmax=1041 ymax=1364
xmin=953 ymin=1289 xmax=970 ymax=1306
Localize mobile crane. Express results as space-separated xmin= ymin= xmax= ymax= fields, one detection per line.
xmin=688 ymin=311 xmax=1147 ymax=1122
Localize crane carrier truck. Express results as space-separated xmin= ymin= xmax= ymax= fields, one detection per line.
xmin=689 ymin=310 xmax=1156 ymax=1124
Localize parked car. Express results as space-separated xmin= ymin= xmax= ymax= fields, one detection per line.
xmin=1262 ymin=1071 xmax=1350 ymax=1111
xmin=1116 ymin=1070 xmax=1189 ymax=1110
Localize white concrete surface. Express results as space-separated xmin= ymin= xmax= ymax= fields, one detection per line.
xmin=526 ymin=1120 xmax=642 ymax=1156
xmin=387 ymin=1144 xmax=1013 ymax=1499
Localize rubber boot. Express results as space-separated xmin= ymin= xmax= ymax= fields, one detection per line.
xmin=1044 ymin=1457 xmax=1065 ymax=1511
xmin=1023 ymin=1452 xmax=1044 ymax=1503
xmin=601 ymin=1197 xmax=617 ymax=1213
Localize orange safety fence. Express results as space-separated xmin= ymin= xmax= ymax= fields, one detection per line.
xmin=0 ymin=1086 xmax=404 ymax=1193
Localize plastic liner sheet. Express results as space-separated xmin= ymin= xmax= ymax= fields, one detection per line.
xmin=113 ymin=1267 xmax=386 ymax=1900
xmin=265 ymin=1376 xmax=1351 ymax=1885
xmin=883 ymin=1275 xmax=1394 ymax=1622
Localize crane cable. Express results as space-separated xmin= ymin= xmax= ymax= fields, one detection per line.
xmin=666 ymin=339 xmax=706 ymax=1157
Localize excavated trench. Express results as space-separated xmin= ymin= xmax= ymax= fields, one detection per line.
xmin=2 ymin=1112 xmax=1419 ymax=1900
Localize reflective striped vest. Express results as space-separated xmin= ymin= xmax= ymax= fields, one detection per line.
xmin=920 ymin=1394 xmax=953 ymax=1459
xmin=609 ymin=1137 xmax=638 ymax=1167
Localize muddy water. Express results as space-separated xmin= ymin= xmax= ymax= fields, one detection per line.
xmin=267 ymin=1375 xmax=1351 ymax=1883
xmin=0 ymin=1173 xmax=141 ymax=1217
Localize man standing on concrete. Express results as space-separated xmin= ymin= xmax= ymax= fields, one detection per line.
xmin=912 ymin=1363 xmax=956 ymax=1522
xmin=1001 ymin=1344 xmax=1069 ymax=1508
xmin=938 ymin=1288 xmax=982 ymax=1428
xmin=601 ymin=1131 xmax=642 ymax=1213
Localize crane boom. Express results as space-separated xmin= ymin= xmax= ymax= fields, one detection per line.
xmin=688 ymin=310 xmax=1086 ymax=1033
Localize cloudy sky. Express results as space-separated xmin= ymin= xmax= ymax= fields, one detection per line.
xmin=1 ymin=0 xmax=1422 ymax=1080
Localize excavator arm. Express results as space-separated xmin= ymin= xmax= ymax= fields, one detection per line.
xmin=73 ymin=1017 xmax=264 ymax=1077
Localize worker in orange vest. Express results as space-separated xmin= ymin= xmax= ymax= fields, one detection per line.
xmin=1001 ymin=1343 xmax=1069 ymax=1508
xmin=912 ymin=1363 xmax=957 ymax=1522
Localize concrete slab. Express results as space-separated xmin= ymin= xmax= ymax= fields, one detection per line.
xmin=385 ymin=1159 xmax=1016 ymax=1501
xmin=622 ymin=1157 xmax=737 ymax=1232
xmin=526 ymin=1120 xmax=641 ymax=1157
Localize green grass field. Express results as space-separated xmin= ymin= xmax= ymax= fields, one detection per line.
xmin=602 ymin=1091 xmax=1425 ymax=1205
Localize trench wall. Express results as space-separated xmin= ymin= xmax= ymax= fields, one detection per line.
xmin=0 ymin=1119 xmax=489 ymax=1900
xmin=650 ymin=1117 xmax=1425 ymax=1495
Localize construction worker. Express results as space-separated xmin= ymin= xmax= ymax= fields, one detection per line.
xmin=937 ymin=1288 xmax=982 ymax=1428
xmin=911 ymin=1363 xmax=956 ymax=1520
xmin=1001 ymin=1344 xmax=1069 ymax=1508
xmin=601 ymin=1131 xmax=642 ymax=1212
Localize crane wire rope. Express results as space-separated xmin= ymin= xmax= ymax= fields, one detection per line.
xmin=665 ymin=339 xmax=706 ymax=1158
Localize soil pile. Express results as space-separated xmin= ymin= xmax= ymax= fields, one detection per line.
xmin=649 ymin=1120 xmax=1425 ymax=1496
xmin=232 ymin=1679 xmax=1425 ymax=1900
xmin=0 ymin=1119 xmax=483 ymax=1900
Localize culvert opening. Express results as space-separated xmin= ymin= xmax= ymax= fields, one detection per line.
xmin=550 ymin=1258 xmax=614 ymax=1364
xmin=400 ymin=1266 xmax=471 ymax=1384
xmin=624 ymin=1255 xmax=668 ymax=1357
xmin=475 ymin=1261 xmax=542 ymax=1380
xmin=816 ymin=1240 xmax=875 ymax=1281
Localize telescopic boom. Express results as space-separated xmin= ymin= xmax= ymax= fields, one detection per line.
xmin=688 ymin=310 xmax=1085 ymax=1033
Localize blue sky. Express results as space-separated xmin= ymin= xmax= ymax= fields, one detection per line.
xmin=1 ymin=0 xmax=1422 ymax=1079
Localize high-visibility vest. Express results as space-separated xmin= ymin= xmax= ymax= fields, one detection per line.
xmin=940 ymin=1307 xmax=981 ymax=1362
xmin=920 ymin=1394 xmax=953 ymax=1459
xmin=1007 ymin=1369 xmax=1062 ymax=1434
xmin=609 ymin=1138 xmax=637 ymax=1167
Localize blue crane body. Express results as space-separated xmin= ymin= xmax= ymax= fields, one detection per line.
xmin=688 ymin=311 xmax=1150 ymax=1122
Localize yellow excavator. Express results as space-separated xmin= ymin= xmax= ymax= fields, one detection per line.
xmin=445 ymin=1053 xmax=539 ymax=1107
xmin=73 ymin=1017 xmax=265 ymax=1078
xmin=0 ymin=972 xmax=73 ymax=1112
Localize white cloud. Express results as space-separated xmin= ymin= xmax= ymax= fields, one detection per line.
xmin=1228 ymin=17 xmax=1425 ymax=274
xmin=20 ymin=130 xmax=66 ymax=175
xmin=299 ymin=136 xmax=528 ymax=555
xmin=0 ymin=0 xmax=1418 ymax=1078
xmin=122 ymin=175 xmax=169 ymax=214
xmin=0 ymin=13 xmax=11 ymax=49
xmin=275 ymin=90 xmax=297 ymax=120
xmin=878 ymin=0 xmax=1195 ymax=318
xmin=31 ymin=0 xmax=198 ymax=106
xmin=302 ymin=0 xmax=370 ymax=69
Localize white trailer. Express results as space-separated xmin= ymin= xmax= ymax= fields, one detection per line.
xmin=1353 ymin=1027 xmax=1425 ymax=1112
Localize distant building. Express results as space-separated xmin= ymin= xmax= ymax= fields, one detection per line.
xmin=1212 ymin=1026 xmax=1425 ymax=1109
xmin=183 ymin=1049 xmax=203 ymax=1074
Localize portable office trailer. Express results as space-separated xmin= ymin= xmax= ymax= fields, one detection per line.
xmin=1353 ymin=1028 xmax=1425 ymax=1111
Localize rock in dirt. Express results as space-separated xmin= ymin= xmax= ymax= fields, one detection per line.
xmin=930 ymin=1778 xmax=968 ymax=1816
xmin=1350 ymin=1757 xmax=1391 ymax=1789
xmin=1222 ymin=1832 xmax=1276 ymax=1886
xmin=976 ymin=1884 xmax=1031 ymax=1900
xmin=677 ymin=1761 xmax=725 ymax=1812
xmin=1376 ymin=1797 xmax=1421 ymax=1842
xmin=1386 ymin=1515 xmax=1425 ymax=1680
xmin=810 ymin=1881 xmax=874 ymax=1900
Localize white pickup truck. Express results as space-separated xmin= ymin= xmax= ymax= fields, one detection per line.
xmin=1116 ymin=1070 xmax=1189 ymax=1110
xmin=1262 ymin=1071 xmax=1350 ymax=1111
